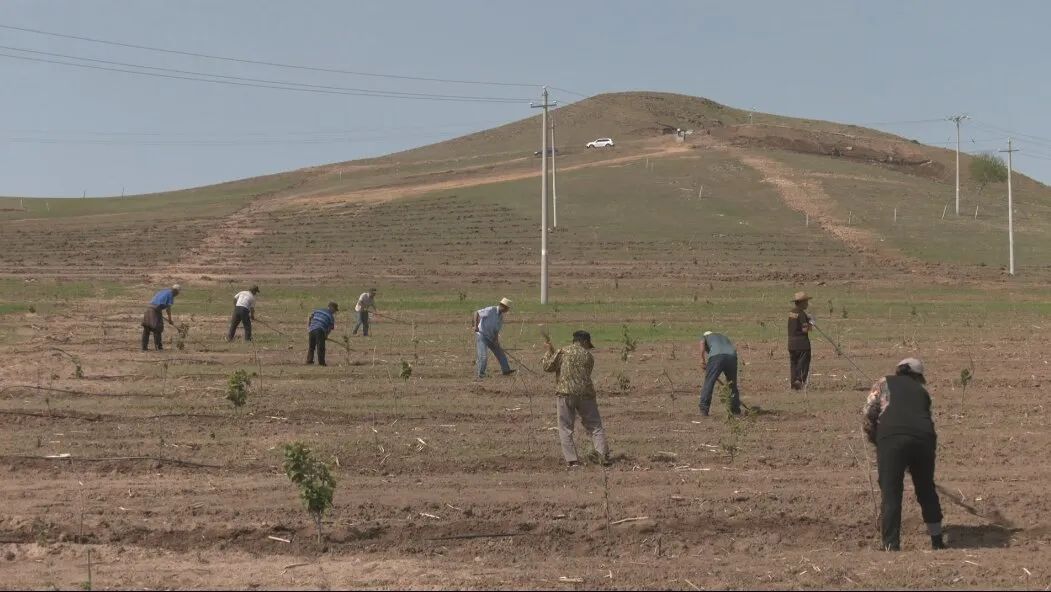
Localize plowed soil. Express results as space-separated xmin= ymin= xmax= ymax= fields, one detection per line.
xmin=1 ymin=283 xmax=1049 ymax=590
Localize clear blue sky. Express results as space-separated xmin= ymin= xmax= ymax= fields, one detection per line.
xmin=2 ymin=0 xmax=1050 ymax=197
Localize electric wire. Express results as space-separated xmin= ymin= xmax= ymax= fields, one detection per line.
xmin=0 ymin=22 xmax=539 ymax=88
xmin=0 ymin=46 xmax=529 ymax=103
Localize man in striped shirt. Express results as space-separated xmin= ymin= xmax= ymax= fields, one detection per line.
xmin=307 ymin=302 xmax=339 ymax=366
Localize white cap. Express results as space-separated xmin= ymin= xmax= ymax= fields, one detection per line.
xmin=499 ymin=297 xmax=513 ymax=308
xmin=171 ymin=284 xmax=182 ymax=292
xmin=898 ymin=357 xmax=924 ymax=375
xmin=703 ymin=331 xmax=713 ymax=337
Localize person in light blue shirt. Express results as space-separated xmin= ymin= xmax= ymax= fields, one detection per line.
xmin=699 ymin=330 xmax=741 ymax=416
xmin=141 ymin=284 xmax=180 ymax=351
xmin=307 ymin=302 xmax=339 ymax=366
xmin=473 ymin=298 xmax=514 ymax=378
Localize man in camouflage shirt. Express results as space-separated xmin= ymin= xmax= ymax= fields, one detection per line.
xmin=542 ymin=330 xmax=610 ymax=468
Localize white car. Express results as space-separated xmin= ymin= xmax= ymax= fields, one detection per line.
xmin=585 ymin=138 xmax=615 ymax=148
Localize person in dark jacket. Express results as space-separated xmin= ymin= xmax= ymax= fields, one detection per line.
xmin=862 ymin=357 xmax=946 ymax=551
xmin=699 ymin=331 xmax=741 ymax=416
xmin=306 ymin=302 xmax=338 ymax=366
xmin=787 ymin=291 xmax=814 ymax=390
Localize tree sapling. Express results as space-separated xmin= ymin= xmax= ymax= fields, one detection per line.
xmin=282 ymin=442 xmax=336 ymax=545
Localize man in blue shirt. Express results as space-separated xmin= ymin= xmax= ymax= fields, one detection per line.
xmin=307 ymin=302 xmax=339 ymax=366
xmin=473 ymin=298 xmax=514 ymax=378
xmin=699 ymin=330 xmax=741 ymax=416
xmin=141 ymin=284 xmax=180 ymax=351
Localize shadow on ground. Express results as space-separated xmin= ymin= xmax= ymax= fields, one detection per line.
xmin=945 ymin=524 xmax=1018 ymax=549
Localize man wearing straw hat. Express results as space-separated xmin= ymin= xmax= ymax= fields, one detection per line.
xmin=787 ymin=291 xmax=815 ymax=390
xmin=472 ymin=298 xmax=515 ymax=378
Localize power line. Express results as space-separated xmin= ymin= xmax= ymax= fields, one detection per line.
xmin=0 ymin=119 xmax=510 ymax=138
xmin=1016 ymin=152 xmax=1051 ymax=162
xmin=860 ymin=118 xmax=947 ymax=126
xmin=548 ymin=86 xmax=590 ymax=99
xmin=0 ymin=22 xmax=540 ymax=88
xmin=0 ymin=45 xmax=529 ymax=103
xmin=971 ymin=120 xmax=1051 ymax=147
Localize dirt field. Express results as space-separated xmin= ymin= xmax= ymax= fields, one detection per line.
xmin=1 ymin=278 xmax=1049 ymax=590
xmin=2 ymin=92 xmax=1050 ymax=589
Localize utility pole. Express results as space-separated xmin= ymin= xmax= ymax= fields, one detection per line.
xmin=948 ymin=114 xmax=969 ymax=215
xmin=1000 ymin=138 xmax=1018 ymax=275
xmin=550 ymin=111 xmax=558 ymax=229
xmin=530 ymin=86 xmax=557 ymax=304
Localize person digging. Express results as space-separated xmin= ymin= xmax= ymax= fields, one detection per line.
xmin=352 ymin=287 xmax=378 ymax=337
xmin=228 ymin=285 xmax=260 ymax=342
xmin=863 ymin=357 xmax=946 ymax=551
xmin=699 ymin=330 xmax=741 ymax=416
xmin=472 ymin=298 xmax=515 ymax=378
xmin=543 ymin=330 xmax=610 ymax=469
xmin=141 ymin=284 xmax=180 ymax=352
xmin=787 ymin=291 xmax=815 ymax=390
xmin=306 ymin=301 xmax=338 ymax=366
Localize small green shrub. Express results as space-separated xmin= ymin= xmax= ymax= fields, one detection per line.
xmin=970 ymin=153 xmax=1008 ymax=192
xmin=226 ymin=369 xmax=250 ymax=408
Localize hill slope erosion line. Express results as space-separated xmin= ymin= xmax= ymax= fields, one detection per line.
xmin=725 ymin=146 xmax=914 ymax=266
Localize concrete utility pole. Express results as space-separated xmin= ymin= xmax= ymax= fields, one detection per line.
xmin=530 ymin=86 xmax=557 ymax=304
xmin=1000 ymin=138 xmax=1018 ymax=275
xmin=550 ymin=112 xmax=558 ymax=229
xmin=948 ymin=114 xmax=969 ymax=215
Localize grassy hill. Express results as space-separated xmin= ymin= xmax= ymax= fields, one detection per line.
xmin=0 ymin=91 xmax=1048 ymax=283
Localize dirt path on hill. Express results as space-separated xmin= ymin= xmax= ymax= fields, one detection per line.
xmin=718 ymin=145 xmax=919 ymax=269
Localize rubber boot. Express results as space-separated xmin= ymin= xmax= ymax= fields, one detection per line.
xmin=931 ymin=534 xmax=947 ymax=550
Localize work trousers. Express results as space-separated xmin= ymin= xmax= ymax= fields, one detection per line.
xmin=789 ymin=349 xmax=811 ymax=388
xmin=227 ymin=306 xmax=253 ymax=341
xmin=700 ymin=354 xmax=741 ymax=414
xmin=307 ymin=329 xmax=327 ymax=365
xmin=353 ymin=310 xmax=370 ymax=336
xmin=877 ymin=434 xmax=943 ymax=550
xmin=476 ymin=333 xmax=510 ymax=377
xmin=556 ymin=394 xmax=608 ymax=463
xmin=141 ymin=326 xmax=163 ymax=351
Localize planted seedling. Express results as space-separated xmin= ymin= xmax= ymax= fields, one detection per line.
xmin=616 ymin=371 xmax=632 ymax=393
xmin=399 ymin=360 xmax=412 ymax=381
xmin=958 ymin=364 xmax=975 ymax=419
xmin=52 ymin=348 xmax=83 ymax=379
xmin=718 ymin=382 xmax=749 ymax=464
xmin=620 ymin=325 xmax=637 ymax=362
xmin=174 ymin=322 xmax=191 ymax=351
xmin=226 ymin=369 xmax=251 ymax=408
xmin=282 ymin=442 xmax=336 ymax=545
